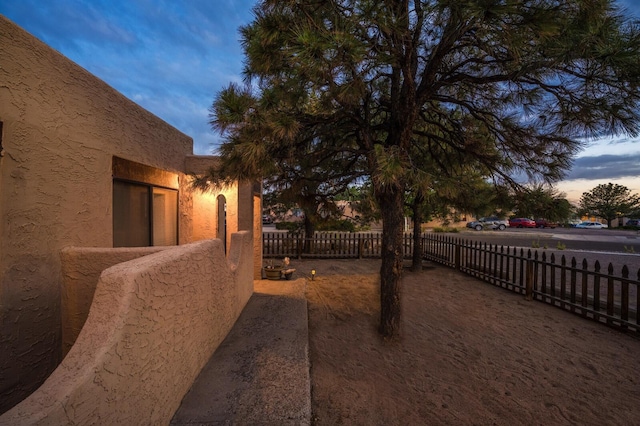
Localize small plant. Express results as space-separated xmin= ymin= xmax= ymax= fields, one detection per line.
xmin=265 ymin=257 xmax=292 ymax=269
xmin=624 ymin=245 xmax=636 ymax=253
xmin=531 ymin=239 xmax=540 ymax=248
xmin=263 ymin=257 xmax=295 ymax=280
xmin=556 ymin=242 xmax=566 ymax=250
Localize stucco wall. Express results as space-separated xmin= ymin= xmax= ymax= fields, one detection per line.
xmin=185 ymin=155 xmax=262 ymax=279
xmin=60 ymin=246 xmax=170 ymax=357
xmin=0 ymin=16 xmax=238 ymax=413
xmin=0 ymin=235 xmax=254 ymax=425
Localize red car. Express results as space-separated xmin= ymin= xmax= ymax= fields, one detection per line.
xmin=535 ymin=219 xmax=558 ymax=228
xmin=509 ymin=218 xmax=536 ymax=228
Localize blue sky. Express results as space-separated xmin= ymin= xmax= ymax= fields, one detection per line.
xmin=1 ymin=0 xmax=639 ymax=201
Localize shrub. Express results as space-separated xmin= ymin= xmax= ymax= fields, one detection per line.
xmin=433 ymin=226 xmax=460 ymax=233
xmin=316 ymin=219 xmax=356 ymax=232
xmin=275 ymin=221 xmax=303 ymax=233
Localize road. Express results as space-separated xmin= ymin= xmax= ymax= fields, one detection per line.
xmin=458 ymin=227 xmax=640 ymax=253
xmin=456 ymin=227 xmax=640 ymax=272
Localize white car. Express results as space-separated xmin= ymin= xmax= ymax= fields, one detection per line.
xmin=575 ymin=221 xmax=608 ymax=229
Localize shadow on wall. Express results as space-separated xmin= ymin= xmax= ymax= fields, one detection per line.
xmin=0 ymin=233 xmax=254 ymax=425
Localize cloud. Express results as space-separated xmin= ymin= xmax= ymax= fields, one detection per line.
xmin=565 ymin=153 xmax=640 ymax=181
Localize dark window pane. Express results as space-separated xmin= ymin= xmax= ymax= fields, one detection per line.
xmin=113 ymin=181 xmax=150 ymax=247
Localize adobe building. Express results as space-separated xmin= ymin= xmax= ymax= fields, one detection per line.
xmin=0 ymin=15 xmax=262 ymax=415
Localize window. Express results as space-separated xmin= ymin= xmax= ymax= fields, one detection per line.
xmin=111 ymin=156 xmax=179 ymax=248
xmin=113 ymin=180 xmax=150 ymax=247
xmin=113 ymin=180 xmax=178 ymax=247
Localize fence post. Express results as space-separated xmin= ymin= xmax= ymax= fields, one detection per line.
xmin=455 ymin=242 xmax=461 ymax=270
xmin=525 ymin=259 xmax=534 ymax=301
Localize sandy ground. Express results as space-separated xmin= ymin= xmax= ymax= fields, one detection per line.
xmin=294 ymin=259 xmax=640 ymax=426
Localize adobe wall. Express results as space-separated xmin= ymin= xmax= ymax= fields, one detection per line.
xmin=185 ymin=155 xmax=263 ymax=279
xmin=60 ymin=246 xmax=170 ymax=357
xmin=0 ymin=16 xmax=246 ymax=413
xmin=0 ymin=235 xmax=254 ymax=425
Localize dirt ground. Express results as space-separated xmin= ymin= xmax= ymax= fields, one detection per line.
xmin=295 ymin=259 xmax=640 ymax=426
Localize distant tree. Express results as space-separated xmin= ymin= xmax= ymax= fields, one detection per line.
xmin=512 ymin=184 xmax=574 ymax=222
xmin=579 ymin=183 xmax=640 ymax=227
xmin=207 ymin=0 xmax=640 ymax=337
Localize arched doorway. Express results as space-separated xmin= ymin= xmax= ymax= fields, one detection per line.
xmin=217 ymin=194 xmax=227 ymax=253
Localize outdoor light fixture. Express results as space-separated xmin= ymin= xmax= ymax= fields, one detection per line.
xmin=311 ymin=269 xmax=316 ymax=280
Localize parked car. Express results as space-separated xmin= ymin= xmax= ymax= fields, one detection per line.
xmin=625 ymin=219 xmax=640 ymax=228
xmin=535 ymin=219 xmax=558 ymax=229
xmin=508 ymin=218 xmax=536 ymax=228
xmin=466 ymin=217 xmax=508 ymax=231
xmin=575 ymin=221 xmax=608 ymax=229
xmin=262 ymin=215 xmax=273 ymax=224
xmin=567 ymin=219 xmax=581 ymax=227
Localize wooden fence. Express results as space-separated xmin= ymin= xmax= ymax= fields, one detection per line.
xmin=422 ymin=233 xmax=638 ymax=333
xmin=263 ymin=231 xmax=416 ymax=259
xmin=263 ymin=231 xmax=639 ymax=333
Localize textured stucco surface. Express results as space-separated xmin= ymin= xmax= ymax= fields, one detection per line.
xmin=0 ymin=16 xmax=258 ymax=414
xmin=185 ymin=155 xmax=262 ymax=279
xmin=60 ymin=246 xmax=170 ymax=357
xmin=0 ymin=235 xmax=254 ymax=425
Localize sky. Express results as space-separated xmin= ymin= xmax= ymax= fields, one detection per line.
xmin=1 ymin=0 xmax=639 ymax=202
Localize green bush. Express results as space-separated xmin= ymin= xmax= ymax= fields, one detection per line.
xmin=275 ymin=221 xmax=303 ymax=233
xmin=316 ymin=219 xmax=356 ymax=232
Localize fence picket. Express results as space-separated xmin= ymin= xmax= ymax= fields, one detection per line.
xmin=621 ymin=266 xmax=629 ymax=328
xmin=582 ymin=259 xmax=589 ymax=310
xmin=593 ymin=261 xmax=601 ymax=320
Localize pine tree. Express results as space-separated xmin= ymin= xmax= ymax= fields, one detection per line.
xmin=209 ymin=0 xmax=640 ymax=337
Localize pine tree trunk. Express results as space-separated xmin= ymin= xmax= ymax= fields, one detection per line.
xmin=376 ymin=185 xmax=405 ymax=338
xmin=303 ymin=214 xmax=315 ymax=254
xmin=411 ymin=191 xmax=424 ymax=272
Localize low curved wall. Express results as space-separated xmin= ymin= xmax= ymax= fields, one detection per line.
xmin=60 ymin=246 xmax=170 ymax=357
xmin=0 ymin=233 xmax=253 ymax=425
